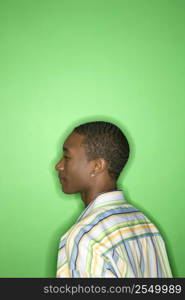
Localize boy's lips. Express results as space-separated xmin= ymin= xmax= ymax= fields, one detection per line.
xmin=59 ymin=175 xmax=66 ymax=181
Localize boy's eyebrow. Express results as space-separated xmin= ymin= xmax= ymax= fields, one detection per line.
xmin=63 ymin=146 xmax=70 ymax=152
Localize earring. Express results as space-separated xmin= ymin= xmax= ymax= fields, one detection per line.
xmin=91 ymin=173 xmax=95 ymax=177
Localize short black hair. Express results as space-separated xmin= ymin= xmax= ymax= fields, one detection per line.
xmin=73 ymin=121 xmax=130 ymax=181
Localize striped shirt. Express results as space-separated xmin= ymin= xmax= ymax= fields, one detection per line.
xmin=56 ymin=190 xmax=172 ymax=277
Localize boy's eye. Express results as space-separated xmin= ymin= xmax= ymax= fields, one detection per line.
xmin=64 ymin=156 xmax=70 ymax=159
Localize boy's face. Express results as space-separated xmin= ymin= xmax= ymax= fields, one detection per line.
xmin=55 ymin=131 xmax=94 ymax=194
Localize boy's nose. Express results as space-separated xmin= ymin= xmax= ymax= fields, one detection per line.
xmin=55 ymin=159 xmax=64 ymax=171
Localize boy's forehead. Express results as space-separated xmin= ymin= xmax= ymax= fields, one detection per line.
xmin=63 ymin=132 xmax=85 ymax=151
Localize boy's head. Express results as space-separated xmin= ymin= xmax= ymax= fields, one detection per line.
xmin=55 ymin=121 xmax=130 ymax=194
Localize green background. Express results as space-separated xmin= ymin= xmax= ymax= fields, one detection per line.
xmin=0 ymin=0 xmax=184 ymax=277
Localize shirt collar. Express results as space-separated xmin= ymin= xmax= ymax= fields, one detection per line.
xmin=76 ymin=189 xmax=126 ymax=223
